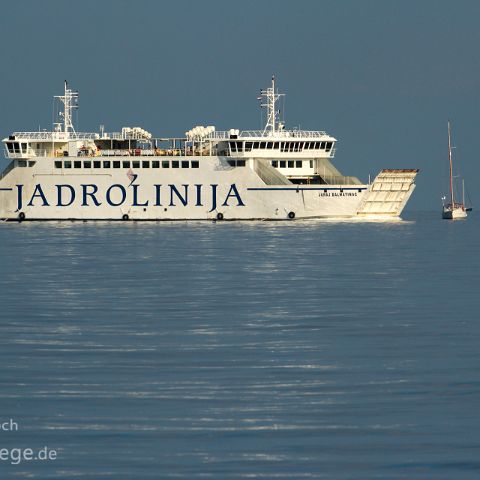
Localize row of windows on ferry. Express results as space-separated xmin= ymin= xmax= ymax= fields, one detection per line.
xmin=272 ymin=160 xmax=313 ymax=169
xmin=54 ymin=159 xmax=201 ymax=169
xmin=19 ymin=158 xmax=311 ymax=169
xmin=229 ymin=140 xmax=333 ymax=153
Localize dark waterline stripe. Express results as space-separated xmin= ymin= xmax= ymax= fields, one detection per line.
xmin=246 ymin=187 xmax=367 ymax=191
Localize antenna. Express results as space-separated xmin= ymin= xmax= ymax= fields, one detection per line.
xmin=54 ymin=80 xmax=79 ymax=135
xmin=258 ymin=75 xmax=285 ymax=136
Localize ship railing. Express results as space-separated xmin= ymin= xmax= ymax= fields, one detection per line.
xmin=205 ymin=129 xmax=329 ymax=140
xmin=12 ymin=131 xmax=100 ymax=141
xmin=4 ymin=149 xmax=50 ymax=158
xmin=100 ymin=132 xmax=153 ymax=141
xmin=11 ymin=131 xmax=154 ymax=142
xmin=97 ymin=148 xmax=223 ymax=157
xmin=99 ymin=148 xmax=185 ymax=157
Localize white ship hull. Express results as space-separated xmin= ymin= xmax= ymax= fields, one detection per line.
xmin=1 ymin=79 xmax=418 ymax=221
xmin=0 ymin=156 xmax=416 ymax=221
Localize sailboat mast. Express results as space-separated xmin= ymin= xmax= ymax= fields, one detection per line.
xmin=448 ymin=121 xmax=455 ymax=206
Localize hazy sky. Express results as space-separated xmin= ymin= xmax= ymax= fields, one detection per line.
xmin=1 ymin=0 xmax=479 ymax=210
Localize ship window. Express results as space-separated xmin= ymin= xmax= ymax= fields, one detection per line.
xmin=273 ymin=142 xmax=279 ymax=149
xmin=191 ymin=161 xmax=199 ymax=168
xmin=21 ymin=143 xmax=28 ymax=152
xmin=320 ymin=142 xmax=325 ymax=149
xmin=18 ymin=160 xmax=27 ymax=167
xmin=84 ymin=161 xmax=92 ymax=168
xmin=64 ymin=161 xmax=72 ymax=168
xmin=289 ymin=143 xmax=294 ymax=152
xmin=132 ymin=161 xmax=140 ymax=168
xmin=28 ymin=161 xmax=36 ymax=167
xmin=94 ymin=161 xmax=101 ymax=168
xmin=253 ymin=142 xmax=259 ymax=149
xmin=113 ymin=161 xmax=121 ymax=168
xmin=272 ymin=160 xmax=278 ymax=167
xmin=162 ymin=160 xmax=170 ymax=168
xmin=236 ymin=142 xmax=243 ymax=152
xmin=280 ymin=160 xmax=286 ymax=168
xmin=245 ymin=142 xmax=253 ymax=151
xmin=55 ymin=161 xmax=62 ymax=169
xmin=152 ymin=160 xmax=160 ymax=168
xmin=142 ymin=161 xmax=150 ymax=168
xmin=227 ymin=159 xmax=246 ymax=167
xmin=259 ymin=142 xmax=266 ymax=149
xmin=267 ymin=142 xmax=273 ymax=149
xmin=6 ymin=143 xmax=13 ymax=153
xmin=74 ymin=161 xmax=82 ymax=169
xmin=122 ymin=161 xmax=130 ymax=168
xmin=172 ymin=161 xmax=179 ymax=168
xmin=229 ymin=141 xmax=236 ymax=152
xmin=13 ymin=142 xmax=20 ymax=153
xmin=326 ymin=142 xmax=333 ymax=151
xmin=288 ymin=161 xmax=294 ymax=168
xmin=181 ymin=161 xmax=189 ymax=168
xmin=103 ymin=161 xmax=111 ymax=168
xmin=296 ymin=161 xmax=303 ymax=168
xmin=309 ymin=160 xmax=313 ymax=168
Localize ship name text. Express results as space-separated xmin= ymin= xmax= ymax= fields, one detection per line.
xmin=15 ymin=183 xmax=245 ymax=212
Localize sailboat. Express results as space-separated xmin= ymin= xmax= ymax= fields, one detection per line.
xmin=442 ymin=121 xmax=468 ymax=220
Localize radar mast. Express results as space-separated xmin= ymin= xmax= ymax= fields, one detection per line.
xmin=259 ymin=75 xmax=285 ymax=136
xmin=54 ymin=81 xmax=79 ymax=135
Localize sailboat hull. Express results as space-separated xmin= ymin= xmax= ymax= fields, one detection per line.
xmin=442 ymin=205 xmax=467 ymax=219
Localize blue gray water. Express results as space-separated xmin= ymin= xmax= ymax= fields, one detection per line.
xmin=0 ymin=212 xmax=479 ymax=479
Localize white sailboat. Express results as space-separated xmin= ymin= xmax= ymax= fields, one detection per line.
xmin=442 ymin=121 xmax=468 ymax=220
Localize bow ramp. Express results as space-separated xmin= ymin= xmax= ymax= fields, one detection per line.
xmin=357 ymin=169 xmax=419 ymax=217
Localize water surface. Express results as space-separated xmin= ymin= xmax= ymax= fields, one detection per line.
xmin=0 ymin=212 xmax=479 ymax=479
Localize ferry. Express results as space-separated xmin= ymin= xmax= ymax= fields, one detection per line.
xmin=0 ymin=78 xmax=418 ymax=221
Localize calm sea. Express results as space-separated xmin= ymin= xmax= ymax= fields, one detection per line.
xmin=0 ymin=212 xmax=479 ymax=479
